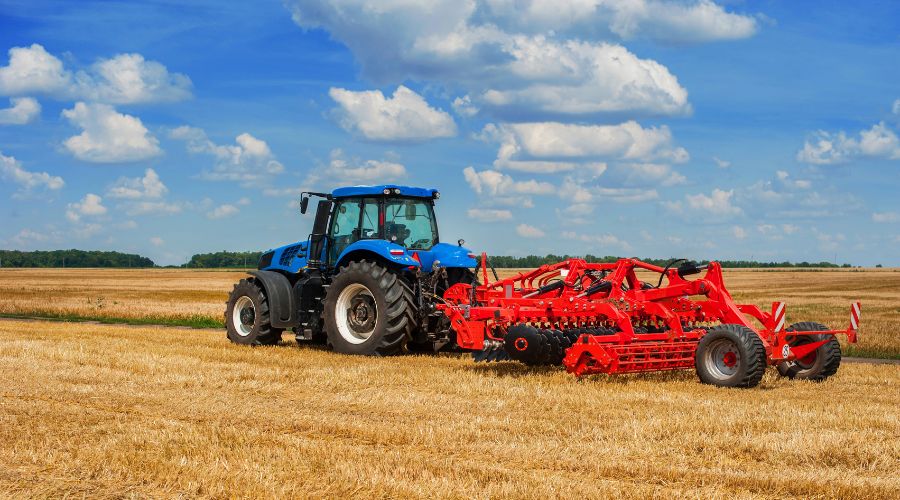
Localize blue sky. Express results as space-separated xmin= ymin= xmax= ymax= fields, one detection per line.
xmin=0 ymin=0 xmax=898 ymax=266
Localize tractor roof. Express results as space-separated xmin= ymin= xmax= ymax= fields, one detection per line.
xmin=331 ymin=185 xmax=439 ymax=199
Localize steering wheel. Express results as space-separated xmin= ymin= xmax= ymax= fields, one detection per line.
xmin=409 ymin=238 xmax=431 ymax=249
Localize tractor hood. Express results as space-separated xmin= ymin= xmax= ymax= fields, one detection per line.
xmin=405 ymin=242 xmax=477 ymax=272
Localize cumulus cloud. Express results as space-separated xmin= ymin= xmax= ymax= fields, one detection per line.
xmin=463 ymin=166 xmax=555 ymax=197
xmin=284 ymin=0 xmax=745 ymax=119
xmin=107 ymin=168 xmax=167 ymax=199
xmin=797 ymin=122 xmax=900 ymax=164
xmin=66 ymin=193 xmax=107 ymax=222
xmin=0 ymin=150 xmax=64 ymax=196
xmin=0 ymin=44 xmax=70 ymax=95
xmin=207 ymin=204 xmax=239 ymax=219
xmin=329 ymin=86 xmax=456 ymax=142
xmin=481 ymin=121 xmax=687 ymax=174
xmin=124 ymin=201 xmax=183 ymax=216
xmin=685 ymin=188 xmax=741 ymax=216
xmin=732 ymin=226 xmax=747 ymax=239
xmin=322 ymin=149 xmax=406 ymax=182
xmin=516 ymin=223 xmax=545 ymax=238
xmin=61 ymin=102 xmax=161 ymax=163
xmin=170 ymin=126 xmax=283 ymax=185
xmin=872 ymin=212 xmax=899 ymax=223
xmin=150 ymin=236 xmax=164 ymax=246
xmin=893 ymin=99 xmax=900 ymax=115
xmin=0 ymin=44 xmax=191 ymax=104
xmin=0 ymin=97 xmax=40 ymax=125
xmin=712 ymin=156 xmax=730 ymax=168
xmin=467 ymin=208 xmax=513 ymax=221
xmin=562 ymin=230 xmax=631 ymax=251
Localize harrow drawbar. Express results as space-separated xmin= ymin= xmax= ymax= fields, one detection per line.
xmin=437 ymin=255 xmax=860 ymax=388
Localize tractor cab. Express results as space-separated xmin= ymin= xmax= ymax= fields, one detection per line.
xmin=261 ymin=185 xmax=476 ymax=275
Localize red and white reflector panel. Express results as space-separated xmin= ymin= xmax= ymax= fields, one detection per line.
xmin=851 ymin=302 xmax=861 ymax=331
xmin=772 ymin=301 xmax=786 ymax=332
xmin=389 ymin=249 xmax=405 ymax=256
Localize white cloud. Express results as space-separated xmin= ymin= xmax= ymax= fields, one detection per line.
xmin=324 ymin=149 xmax=406 ymax=182
xmin=452 ymin=95 xmax=479 ymax=117
xmin=484 ymin=121 xmax=687 ymax=162
xmin=286 ymin=1 xmax=755 ymax=118
xmin=125 ymin=201 xmax=183 ymax=216
xmin=77 ymin=53 xmax=192 ymax=104
xmin=463 ymin=166 xmax=555 ymax=197
xmin=712 ymin=156 xmax=730 ymax=168
xmin=618 ymin=163 xmax=686 ymax=186
xmin=66 ymin=193 xmax=107 ymax=222
xmin=61 ymin=102 xmax=161 ymax=163
xmin=0 ymin=44 xmax=70 ymax=95
xmin=561 ymin=230 xmax=631 ymax=251
xmin=732 ymin=226 xmax=747 ymax=239
xmin=467 ymin=208 xmax=513 ymax=221
xmin=207 ymin=204 xmax=239 ymax=219
xmin=237 ymin=197 xmax=251 ymax=206
xmin=873 ymin=212 xmax=899 ymax=223
xmin=329 ymin=86 xmax=456 ymax=142
xmin=107 ymin=168 xmax=167 ymax=199
xmin=797 ymin=121 xmax=900 ymax=164
xmin=150 ymin=236 xmax=164 ymax=247
xmin=0 ymin=44 xmax=191 ymax=104
xmin=684 ymin=188 xmax=742 ymax=217
xmin=782 ymin=224 xmax=799 ymax=235
xmin=10 ymin=228 xmax=52 ymax=246
xmin=0 ymin=150 xmax=64 ymax=195
xmin=893 ymin=99 xmax=900 ymax=115
xmin=516 ymin=223 xmax=545 ymax=238
xmin=0 ymin=97 xmax=40 ymax=125
xmin=170 ymin=126 xmax=283 ymax=185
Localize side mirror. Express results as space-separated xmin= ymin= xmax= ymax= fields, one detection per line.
xmin=299 ymin=196 xmax=309 ymax=214
xmin=404 ymin=202 xmax=416 ymax=221
xmin=457 ymin=238 xmax=465 ymax=247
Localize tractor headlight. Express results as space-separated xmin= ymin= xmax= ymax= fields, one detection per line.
xmin=433 ymin=191 xmax=440 ymax=199
xmin=392 ymin=188 xmax=401 ymax=195
xmin=383 ymin=188 xmax=391 ymax=195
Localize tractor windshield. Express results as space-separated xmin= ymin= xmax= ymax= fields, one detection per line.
xmin=384 ymin=198 xmax=438 ymax=250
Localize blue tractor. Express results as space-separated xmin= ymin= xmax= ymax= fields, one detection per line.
xmin=225 ymin=185 xmax=478 ymax=355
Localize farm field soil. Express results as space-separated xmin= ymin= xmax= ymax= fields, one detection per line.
xmin=0 ymin=267 xmax=897 ymax=358
xmin=0 ymin=319 xmax=898 ymax=498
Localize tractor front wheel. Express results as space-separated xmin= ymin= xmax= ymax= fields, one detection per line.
xmin=695 ymin=324 xmax=767 ymax=388
xmin=324 ymin=260 xmax=415 ymax=356
xmin=776 ymin=322 xmax=841 ymax=381
xmin=225 ymin=278 xmax=283 ymax=345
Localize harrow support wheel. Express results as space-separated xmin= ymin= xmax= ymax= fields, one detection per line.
xmin=776 ymin=322 xmax=842 ymax=381
xmin=695 ymin=324 xmax=766 ymax=388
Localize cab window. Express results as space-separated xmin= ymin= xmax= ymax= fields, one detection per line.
xmin=330 ymin=198 xmax=362 ymax=260
xmin=384 ymin=198 xmax=438 ymax=249
xmin=360 ymin=198 xmax=380 ymax=240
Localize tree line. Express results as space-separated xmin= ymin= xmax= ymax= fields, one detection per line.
xmin=0 ymin=250 xmax=154 ymax=268
xmin=0 ymin=249 xmax=854 ymax=269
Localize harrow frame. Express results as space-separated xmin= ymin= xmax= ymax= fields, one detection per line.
xmin=437 ymin=255 xmax=859 ymax=383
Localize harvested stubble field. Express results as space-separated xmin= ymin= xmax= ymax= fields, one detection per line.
xmin=0 ymin=318 xmax=898 ymax=498
xmin=0 ymin=267 xmax=897 ymax=358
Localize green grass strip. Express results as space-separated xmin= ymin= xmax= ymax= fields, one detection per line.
xmin=0 ymin=311 xmax=223 ymax=329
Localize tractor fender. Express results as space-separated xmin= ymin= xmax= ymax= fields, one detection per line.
xmin=334 ymin=240 xmax=420 ymax=270
xmin=428 ymin=242 xmax=477 ymax=269
xmin=248 ymin=270 xmax=298 ymax=328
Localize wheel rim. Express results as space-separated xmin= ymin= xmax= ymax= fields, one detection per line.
xmin=704 ymin=337 xmax=741 ymax=380
xmin=335 ymin=283 xmax=377 ymax=344
xmin=232 ymin=296 xmax=255 ymax=337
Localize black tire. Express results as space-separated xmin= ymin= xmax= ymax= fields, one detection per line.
xmin=225 ymin=278 xmax=283 ymax=346
xmin=324 ymin=260 xmax=415 ymax=356
xmin=776 ymin=322 xmax=842 ymax=381
xmin=695 ymin=324 xmax=766 ymax=388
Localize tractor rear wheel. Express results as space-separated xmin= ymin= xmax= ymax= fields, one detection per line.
xmin=324 ymin=260 xmax=415 ymax=356
xmin=225 ymin=278 xmax=283 ymax=345
xmin=776 ymin=322 xmax=841 ymax=381
xmin=695 ymin=324 xmax=766 ymax=388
